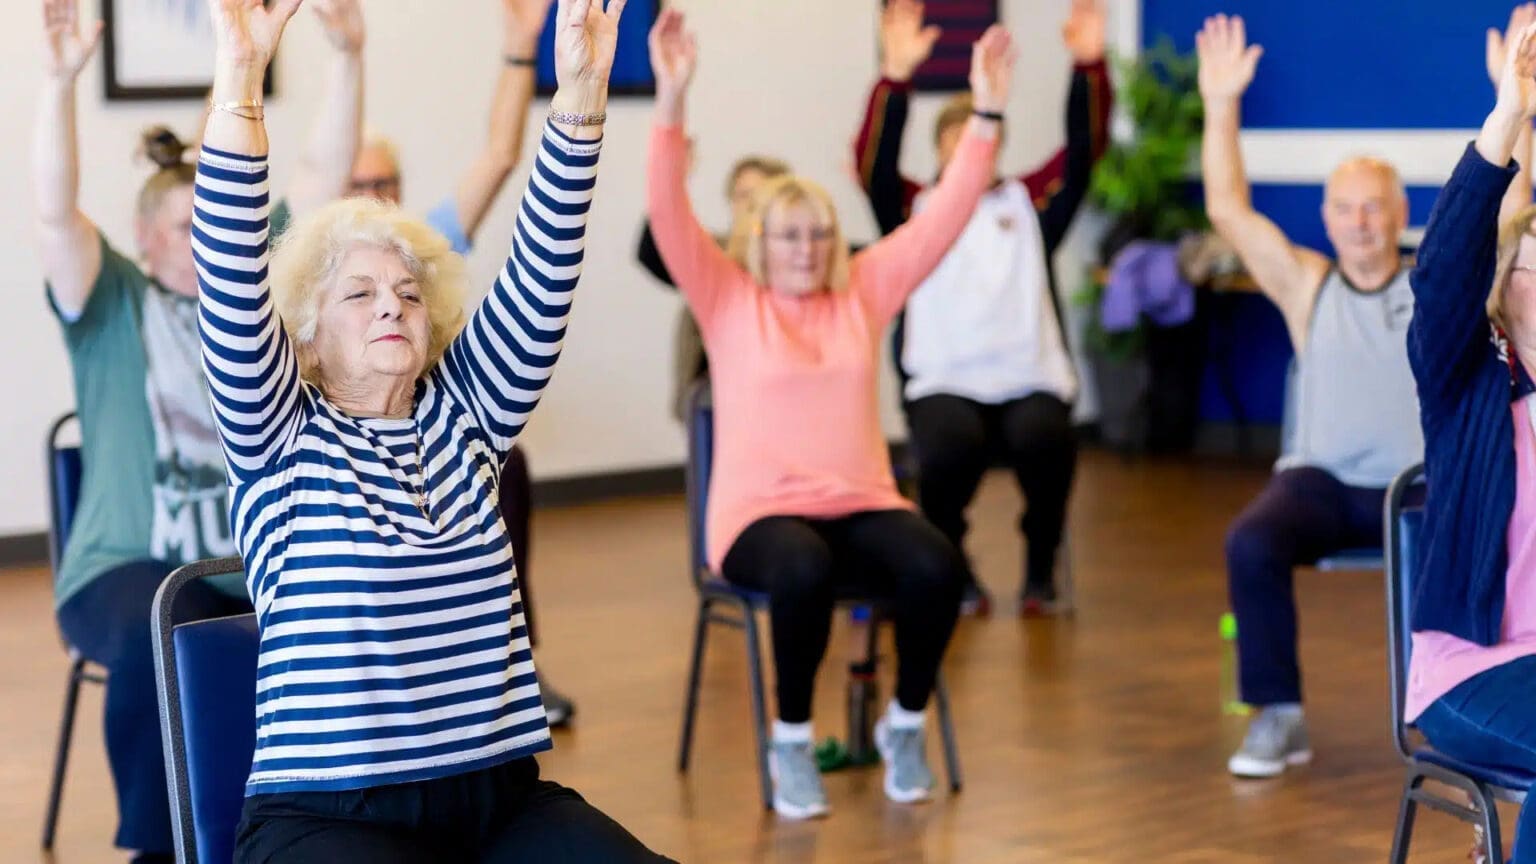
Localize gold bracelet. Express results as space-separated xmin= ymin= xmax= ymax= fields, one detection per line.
xmin=548 ymin=109 xmax=606 ymax=127
xmin=210 ymin=99 xmax=264 ymax=120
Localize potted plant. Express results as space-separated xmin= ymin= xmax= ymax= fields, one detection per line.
xmin=1076 ymin=36 xmax=1207 ymax=452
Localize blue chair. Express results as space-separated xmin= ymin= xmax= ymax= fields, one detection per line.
xmin=675 ymin=382 xmax=962 ymax=809
xmin=41 ymin=411 xmax=107 ymax=851
xmin=1384 ymin=463 xmax=1531 ymax=864
xmin=151 ymin=557 xmax=258 ymax=864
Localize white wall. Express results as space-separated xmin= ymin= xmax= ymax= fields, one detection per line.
xmin=0 ymin=0 xmax=1115 ymax=536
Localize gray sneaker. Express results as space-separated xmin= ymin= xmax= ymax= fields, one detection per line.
xmin=768 ymin=739 xmax=829 ymax=820
xmin=875 ymin=717 xmax=935 ymax=803
xmin=1227 ymin=706 xmax=1312 ymax=778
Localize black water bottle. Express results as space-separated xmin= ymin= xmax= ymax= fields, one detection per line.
xmin=845 ymin=660 xmax=878 ymax=761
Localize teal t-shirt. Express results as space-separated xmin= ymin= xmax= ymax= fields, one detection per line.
xmin=48 ymin=203 xmax=290 ymax=606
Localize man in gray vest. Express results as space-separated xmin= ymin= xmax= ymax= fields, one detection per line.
xmin=1197 ymin=14 xmax=1424 ymax=778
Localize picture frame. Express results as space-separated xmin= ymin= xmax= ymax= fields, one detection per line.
xmin=536 ymin=0 xmax=659 ymax=97
xmin=102 ymin=0 xmax=276 ymax=102
xmin=900 ymin=0 xmax=1000 ymax=92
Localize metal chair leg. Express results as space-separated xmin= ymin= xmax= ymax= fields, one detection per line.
xmin=1473 ymin=784 xmax=1504 ymax=864
xmin=42 ymin=656 xmax=87 ymax=850
xmin=677 ymin=599 xmax=712 ymax=774
xmin=743 ymin=608 xmax=772 ymax=811
xmin=1387 ymin=770 xmax=1423 ymax=864
xmin=934 ymin=671 xmax=962 ymax=792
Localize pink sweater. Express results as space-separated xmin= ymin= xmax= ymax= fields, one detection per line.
xmin=1405 ymin=397 xmax=1536 ymax=721
xmin=647 ymin=122 xmax=999 ymax=570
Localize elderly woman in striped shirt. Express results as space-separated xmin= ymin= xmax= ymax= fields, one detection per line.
xmin=193 ymin=1 xmax=670 ymax=861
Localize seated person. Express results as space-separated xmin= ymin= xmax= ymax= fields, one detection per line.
xmin=645 ymin=8 xmax=1009 ymax=819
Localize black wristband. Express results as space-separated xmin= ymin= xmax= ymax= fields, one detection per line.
xmin=504 ymin=55 xmax=537 ymax=67
xmin=973 ymin=109 xmax=1004 ymax=122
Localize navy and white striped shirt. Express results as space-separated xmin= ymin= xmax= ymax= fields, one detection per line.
xmin=193 ymin=123 xmax=600 ymax=795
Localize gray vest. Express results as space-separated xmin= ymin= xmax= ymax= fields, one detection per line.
xmin=1276 ymin=267 xmax=1423 ymax=488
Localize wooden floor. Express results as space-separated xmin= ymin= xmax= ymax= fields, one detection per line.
xmin=0 ymin=451 xmax=1497 ymax=863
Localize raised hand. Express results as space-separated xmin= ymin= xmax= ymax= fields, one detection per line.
xmin=1488 ymin=3 xmax=1536 ymax=86
xmin=1196 ymin=14 xmax=1262 ymax=102
xmin=969 ymin=24 xmax=1017 ymax=114
xmin=42 ymin=0 xmax=103 ymax=80
xmin=880 ymin=0 xmax=940 ymax=82
xmin=1498 ymin=19 xmax=1536 ymax=121
xmin=1061 ymin=0 xmax=1105 ymax=63
xmin=312 ymin=0 xmax=364 ymax=53
xmin=553 ymin=0 xmax=625 ymax=91
xmin=207 ymin=0 xmax=306 ymax=71
xmin=648 ymin=7 xmax=696 ymax=97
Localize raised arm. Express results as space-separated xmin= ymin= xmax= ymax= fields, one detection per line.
xmin=1492 ymin=5 xmax=1536 ymax=225
xmin=643 ymin=8 xmax=743 ymax=325
xmin=851 ymin=25 xmax=1009 ymax=324
xmin=33 ymin=0 xmax=104 ymax=318
xmin=281 ymin=0 xmax=364 ymax=216
xmin=196 ymin=0 xmax=308 ymax=480
xmin=853 ymin=0 xmax=933 ymax=235
xmin=447 ymin=0 xmax=553 ymax=246
xmin=1025 ymin=0 xmax=1112 ymax=254
xmin=1197 ymin=14 xmax=1328 ymax=343
xmin=436 ymin=0 xmax=620 ymax=456
xmin=1409 ymin=18 xmax=1536 ymax=416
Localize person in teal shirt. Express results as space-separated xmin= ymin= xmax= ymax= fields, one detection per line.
xmin=32 ymin=0 xmax=364 ymax=859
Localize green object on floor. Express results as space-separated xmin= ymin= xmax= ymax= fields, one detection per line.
xmin=1220 ymin=611 xmax=1238 ymax=641
xmin=814 ymin=737 xmax=880 ymax=772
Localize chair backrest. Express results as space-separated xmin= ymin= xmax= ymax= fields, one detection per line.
xmin=152 ymin=557 xmax=258 ymax=864
xmin=46 ymin=412 xmax=82 ymax=573
xmin=684 ymin=380 xmax=714 ymax=588
xmin=1280 ymin=358 xmax=1298 ymax=460
xmin=1383 ymin=462 xmax=1428 ymax=762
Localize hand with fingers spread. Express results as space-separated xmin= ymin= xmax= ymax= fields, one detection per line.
xmin=42 ymin=0 xmax=102 ymax=80
xmin=969 ymin=24 xmax=1017 ymax=115
xmin=553 ymin=0 xmax=624 ymax=93
xmin=881 ymin=0 xmax=940 ymax=83
xmin=1489 ymin=4 xmax=1536 ymax=86
xmin=1496 ymin=18 xmax=1536 ymax=123
xmin=312 ymin=0 xmax=364 ymax=54
xmin=649 ymin=8 xmax=696 ymax=100
xmin=1196 ymin=14 xmax=1263 ymax=103
xmin=1061 ymin=0 xmax=1105 ymax=64
xmin=208 ymin=0 xmax=306 ymax=73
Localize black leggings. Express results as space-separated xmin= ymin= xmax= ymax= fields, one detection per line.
xmin=905 ymin=392 xmax=1077 ymax=588
xmin=235 ymin=757 xmax=672 ymax=864
xmin=720 ymin=509 xmax=966 ymax=724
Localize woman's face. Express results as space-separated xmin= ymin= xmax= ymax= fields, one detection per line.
xmin=310 ymin=245 xmax=432 ymax=389
xmin=761 ymin=200 xmax=834 ymax=297
xmin=1508 ymin=231 xmax=1536 ymax=347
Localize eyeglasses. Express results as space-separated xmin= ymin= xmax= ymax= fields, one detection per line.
xmin=762 ymin=227 xmax=835 ymax=245
xmin=349 ymin=175 xmax=401 ymax=197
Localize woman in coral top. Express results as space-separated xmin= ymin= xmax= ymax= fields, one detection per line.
xmin=645 ymin=9 xmax=1009 ymax=819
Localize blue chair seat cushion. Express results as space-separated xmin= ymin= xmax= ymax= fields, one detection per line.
xmin=1414 ymin=748 xmax=1536 ymax=795
xmin=174 ymin=613 xmax=261 ymax=863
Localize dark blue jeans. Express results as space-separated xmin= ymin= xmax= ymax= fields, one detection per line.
xmin=1225 ymin=467 xmax=1384 ymax=705
xmin=1417 ymin=655 xmax=1536 ymax=863
xmin=56 ymin=559 xmax=250 ymax=855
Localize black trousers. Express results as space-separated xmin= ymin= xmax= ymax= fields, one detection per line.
xmin=904 ymin=392 xmax=1077 ymax=589
xmin=720 ymin=509 xmax=965 ymax=724
xmin=57 ymin=560 xmax=250 ymax=855
xmin=235 ymin=757 xmax=673 ymax=863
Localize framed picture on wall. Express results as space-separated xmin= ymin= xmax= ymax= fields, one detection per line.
xmin=900 ymin=0 xmax=1000 ymax=92
xmin=535 ymin=0 xmax=659 ymax=96
xmin=102 ymin=0 xmax=276 ymax=101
